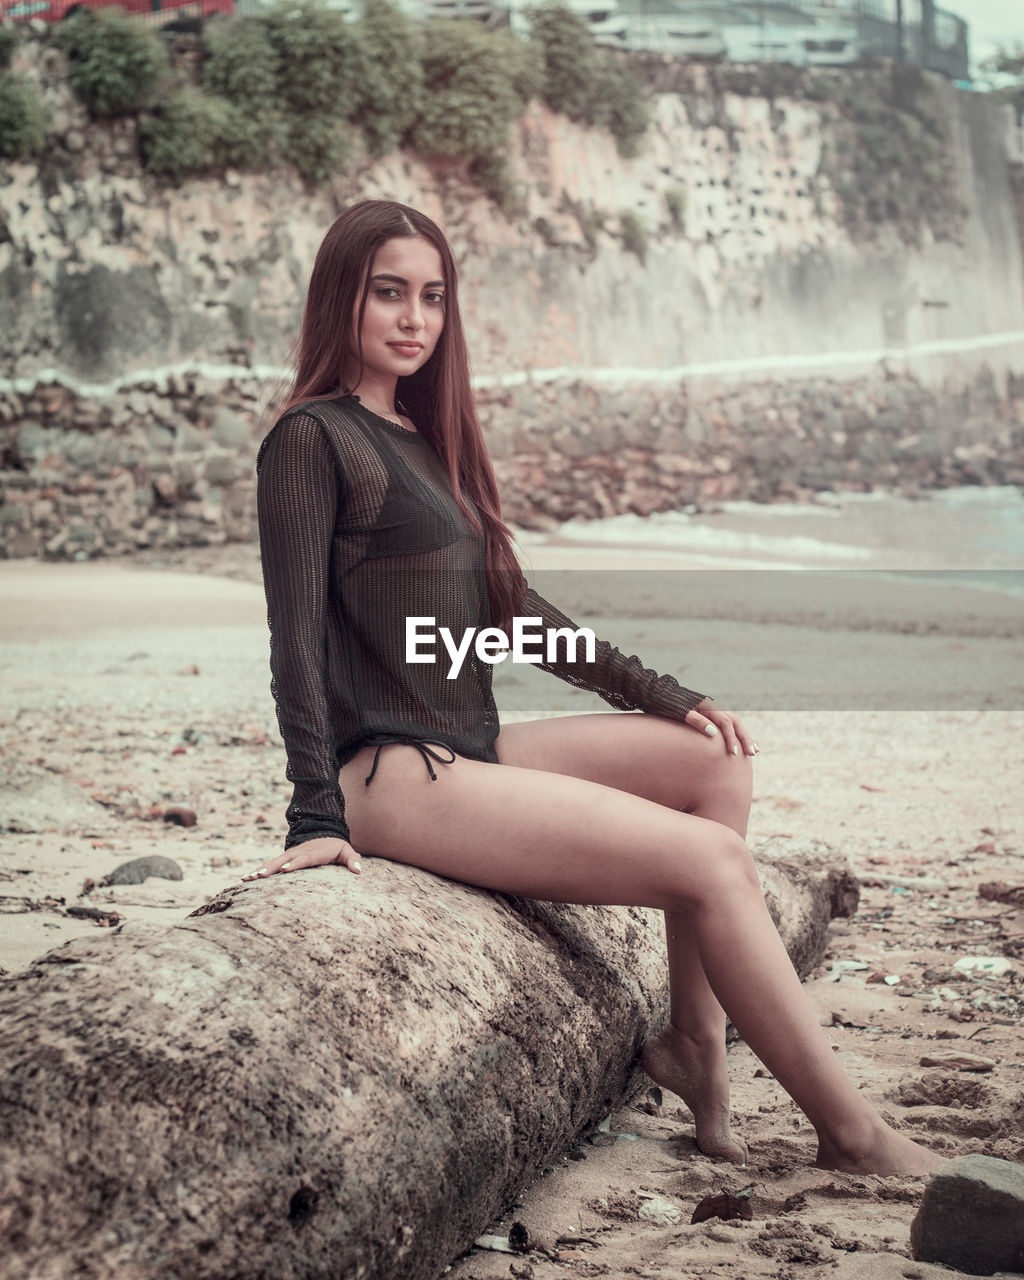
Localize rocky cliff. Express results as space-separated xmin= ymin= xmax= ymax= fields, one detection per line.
xmin=1 ymin=33 xmax=1023 ymax=557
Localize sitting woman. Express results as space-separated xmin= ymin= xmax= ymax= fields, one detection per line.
xmin=245 ymin=198 xmax=941 ymax=1176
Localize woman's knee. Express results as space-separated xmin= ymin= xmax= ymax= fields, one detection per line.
xmin=683 ymin=825 xmax=760 ymax=905
xmin=679 ymin=737 xmax=754 ymax=831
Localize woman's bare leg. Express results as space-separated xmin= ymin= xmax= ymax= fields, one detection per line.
xmin=338 ymin=733 xmax=940 ymax=1175
xmin=496 ymin=713 xmax=751 ymax=1162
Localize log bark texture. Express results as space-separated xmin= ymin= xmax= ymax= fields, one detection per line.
xmin=0 ymin=838 xmax=857 ymax=1280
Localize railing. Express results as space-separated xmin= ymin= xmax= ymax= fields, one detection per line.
xmin=842 ymin=0 xmax=968 ymax=80
xmin=604 ymin=1 xmax=968 ymax=79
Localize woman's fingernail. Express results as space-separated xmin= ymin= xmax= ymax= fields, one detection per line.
xmin=352 ymin=862 xmax=361 ymax=873
xmin=256 ymin=867 xmax=268 ymax=876
xmin=704 ymin=724 xmax=717 ymax=736
xmin=282 ymin=862 xmax=292 ymax=871
xmin=751 ymin=742 xmax=760 ymax=754
xmin=732 ymin=743 xmax=739 ymax=755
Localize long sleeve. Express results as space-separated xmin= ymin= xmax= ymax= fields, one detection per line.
xmin=257 ymin=411 xmax=352 ymax=850
xmin=522 ymin=584 xmax=711 ymax=722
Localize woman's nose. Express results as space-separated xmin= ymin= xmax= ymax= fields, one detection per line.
xmin=401 ymin=304 xmax=424 ymax=332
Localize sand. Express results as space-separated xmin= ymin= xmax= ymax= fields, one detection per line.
xmin=1 ymin=545 xmax=1022 ymax=1279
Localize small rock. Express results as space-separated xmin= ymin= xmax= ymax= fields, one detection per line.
xmin=978 ymin=882 xmax=1024 ymax=906
xmin=100 ymin=856 xmax=184 ymax=887
xmin=507 ymin=1222 xmax=531 ymax=1252
xmin=162 ymin=807 xmax=197 ymax=828
xmin=911 ymin=1154 xmax=1024 ymax=1274
xmin=918 ymin=1053 xmax=996 ymax=1073
xmin=638 ymin=1195 xmax=683 ymax=1226
xmin=691 ymin=1188 xmax=755 ymax=1225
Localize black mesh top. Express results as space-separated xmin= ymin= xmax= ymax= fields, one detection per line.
xmin=256 ymin=395 xmax=710 ymax=850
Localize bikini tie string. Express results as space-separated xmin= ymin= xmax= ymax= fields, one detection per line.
xmin=362 ymin=735 xmax=457 ymax=787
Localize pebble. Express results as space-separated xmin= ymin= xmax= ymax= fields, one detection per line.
xmin=162 ymin=807 xmax=198 ymax=828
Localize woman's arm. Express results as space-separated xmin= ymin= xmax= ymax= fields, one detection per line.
xmin=522 ymin=584 xmax=707 ymax=718
xmin=257 ymin=410 xmax=353 ymax=851
xmin=522 ymin=584 xmax=757 ymax=755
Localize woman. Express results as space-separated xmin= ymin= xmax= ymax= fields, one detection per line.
xmin=244 ymin=199 xmax=940 ymax=1176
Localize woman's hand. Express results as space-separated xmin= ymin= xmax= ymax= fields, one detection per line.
xmin=241 ymin=837 xmax=362 ymax=882
xmin=685 ymin=699 xmax=759 ymax=758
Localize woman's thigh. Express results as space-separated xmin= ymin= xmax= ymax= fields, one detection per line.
xmin=338 ymin=741 xmax=749 ymax=913
xmin=495 ymin=712 xmax=752 ymax=822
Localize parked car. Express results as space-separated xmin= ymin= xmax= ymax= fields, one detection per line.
xmin=614 ymin=1 xmax=738 ymax=56
xmin=721 ymin=15 xmax=859 ymax=65
xmin=614 ymin=1 xmax=856 ymax=62
xmin=505 ymin=0 xmax=628 ymax=44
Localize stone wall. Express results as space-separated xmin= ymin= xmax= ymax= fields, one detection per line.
xmin=1 ymin=31 xmax=1023 ymax=557
xmin=3 ymin=363 xmax=1021 ymax=559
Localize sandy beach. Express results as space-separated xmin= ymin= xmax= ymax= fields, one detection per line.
xmin=1 ymin=545 xmax=1022 ymax=1278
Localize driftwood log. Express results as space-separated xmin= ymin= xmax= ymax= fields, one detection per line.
xmin=0 ymin=838 xmax=857 ymax=1280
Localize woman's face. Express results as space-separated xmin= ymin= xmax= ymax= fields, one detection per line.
xmin=353 ymin=234 xmax=446 ymax=390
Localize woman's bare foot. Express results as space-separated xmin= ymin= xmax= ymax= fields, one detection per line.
xmin=641 ymin=1025 xmax=747 ymax=1165
xmin=815 ymin=1116 xmax=945 ymax=1176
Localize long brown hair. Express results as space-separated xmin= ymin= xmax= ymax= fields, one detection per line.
xmin=280 ymin=199 xmax=525 ymax=629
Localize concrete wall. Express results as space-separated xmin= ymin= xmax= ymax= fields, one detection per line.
xmin=1 ymin=40 xmax=1022 ymax=556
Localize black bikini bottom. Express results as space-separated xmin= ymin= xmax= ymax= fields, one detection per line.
xmin=360 ymin=733 xmax=458 ymax=788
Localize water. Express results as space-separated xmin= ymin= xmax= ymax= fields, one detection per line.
xmin=502 ymin=485 xmax=1024 ymax=711
xmin=516 ymin=485 xmax=1024 ymax=594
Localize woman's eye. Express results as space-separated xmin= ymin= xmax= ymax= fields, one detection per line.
xmin=375 ymin=286 xmax=401 ymax=299
xmin=425 ymin=292 xmax=445 ymax=306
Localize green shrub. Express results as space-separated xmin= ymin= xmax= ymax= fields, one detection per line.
xmin=528 ymin=2 xmax=598 ymax=121
xmin=411 ymin=21 xmax=529 ymax=159
xmin=0 ymin=71 xmax=49 ymax=159
xmin=262 ymin=0 xmax=362 ymax=120
xmin=528 ymin=2 xmax=647 ymax=156
xmin=469 ymin=153 xmax=526 ymax=216
xmin=598 ymin=55 xmax=648 ymax=158
xmin=0 ymin=23 xmax=19 ymax=70
xmin=202 ymin=15 xmax=279 ymax=113
xmin=618 ymin=208 xmax=647 ymax=262
xmin=140 ymin=88 xmax=269 ymax=181
xmin=350 ymin=0 xmax=423 ymax=156
xmin=55 ymin=7 xmax=168 ymax=117
xmin=280 ymin=110 xmax=351 ymax=185
xmin=505 ymin=27 xmax=545 ymax=107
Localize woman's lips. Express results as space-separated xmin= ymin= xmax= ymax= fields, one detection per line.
xmin=389 ymin=342 xmax=424 ymax=355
